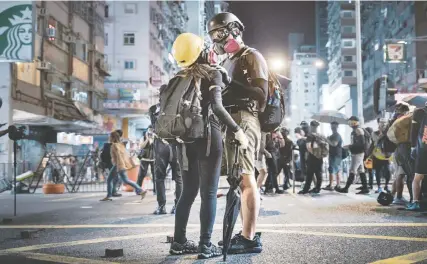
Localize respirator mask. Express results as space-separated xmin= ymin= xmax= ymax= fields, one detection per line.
xmin=209 ymin=25 xmax=242 ymax=55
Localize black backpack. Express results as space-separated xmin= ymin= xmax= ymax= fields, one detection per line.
xmin=155 ymin=72 xmax=209 ymax=142
xmin=240 ymin=48 xmax=285 ymax=133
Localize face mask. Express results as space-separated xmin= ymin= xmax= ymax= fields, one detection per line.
xmin=223 ymin=38 xmax=240 ymax=53
xmin=213 ymin=42 xmax=226 ymax=55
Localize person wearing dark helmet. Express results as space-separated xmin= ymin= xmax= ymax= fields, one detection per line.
xmin=337 ymin=116 xmax=370 ymax=194
xmin=207 ymin=12 xmax=266 ymax=254
xmin=279 ymin=127 xmax=294 ymax=190
xmin=167 ymin=33 xmax=249 ymax=259
xmin=298 ymin=120 xmax=327 ymax=194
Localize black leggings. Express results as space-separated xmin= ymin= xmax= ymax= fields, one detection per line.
xmin=373 ymin=157 xmax=390 ymax=188
xmin=303 ymin=155 xmax=323 ymax=192
xmin=137 ymin=161 xmax=154 ymax=190
xmin=174 ymin=126 xmax=222 ymax=245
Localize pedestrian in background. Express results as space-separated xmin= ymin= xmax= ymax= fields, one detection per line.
xmin=101 ymin=131 xmax=147 ymax=201
xmin=324 ymin=121 xmax=343 ymax=191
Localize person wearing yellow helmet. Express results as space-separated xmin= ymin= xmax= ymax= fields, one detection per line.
xmin=169 ymin=32 xmax=248 ymax=259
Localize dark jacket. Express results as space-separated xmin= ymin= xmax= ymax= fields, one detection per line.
xmin=349 ymin=127 xmax=365 ymax=155
xmin=101 ymin=143 xmax=113 ymax=169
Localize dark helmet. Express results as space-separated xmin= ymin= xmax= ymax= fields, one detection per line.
xmin=300 ymin=121 xmax=308 ymax=127
xmin=310 ymin=120 xmax=320 ymax=127
xmin=348 ymin=116 xmax=359 ymax=122
xmin=206 ymin=12 xmax=244 ymax=34
xmin=377 ymin=192 xmax=393 ymax=206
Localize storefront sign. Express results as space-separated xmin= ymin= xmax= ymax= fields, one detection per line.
xmin=0 ymin=2 xmax=34 ymax=62
xmin=57 ymin=132 xmax=93 ymax=145
xmin=385 ymin=43 xmax=406 ymax=63
xmin=103 ymin=100 xmax=148 ymax=110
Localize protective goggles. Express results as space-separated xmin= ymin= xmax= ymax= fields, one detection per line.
xmin=209 ymin=27 xmax=230 ymax=43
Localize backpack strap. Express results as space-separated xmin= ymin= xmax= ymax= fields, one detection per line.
xmin=239 ymin=47 xmax=256 ymax=85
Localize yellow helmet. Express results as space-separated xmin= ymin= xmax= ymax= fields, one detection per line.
xmin=172 ymin=33 xmax=204 ymax=68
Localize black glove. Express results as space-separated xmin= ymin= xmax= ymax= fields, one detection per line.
xmin=209 ymin=69 xmax=225 ymax=88
xmin=214 ymin=65 xmax=231 ymax=85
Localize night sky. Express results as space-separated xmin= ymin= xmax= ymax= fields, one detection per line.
xmin=228 ymin=1 xmax=316 ymax=61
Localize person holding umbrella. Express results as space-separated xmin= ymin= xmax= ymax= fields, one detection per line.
xmin=168 ymin=33 xmax=248 ymax=259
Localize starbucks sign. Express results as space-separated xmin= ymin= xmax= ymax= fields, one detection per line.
xmin=0 ymin=2 xmax=33 ymax=62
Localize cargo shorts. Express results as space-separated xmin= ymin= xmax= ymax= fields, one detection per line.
xmin=225 ymin=110 xmax=261 ymax=176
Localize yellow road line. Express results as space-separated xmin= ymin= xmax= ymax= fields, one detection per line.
xmin=16 ymin=252 xmax=120 ymax=264
xmin=0 ymin=230 xmax=179 ymax=254
xmin=370 ymin=249 xmax=427 ymax=264
xmin=256 ymin=229 xmax=427 ymax=242
xmin=2 ymin=222 xmax=427 ymax=229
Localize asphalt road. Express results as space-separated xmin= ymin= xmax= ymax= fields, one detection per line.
xmin=0 ymin=186 xmax=427 ymax=264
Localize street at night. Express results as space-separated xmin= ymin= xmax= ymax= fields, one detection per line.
xmin=1 ymin=187 xmax=427 ymax=264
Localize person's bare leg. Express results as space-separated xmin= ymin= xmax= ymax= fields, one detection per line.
xmin=336 ymin=172 xmax=341 ymax=187
xmin=396 ymin=175 xmax=405 ymax=198
xmin=241 ymin=172 xmax=260 ymax=240
xmin=412 ymin=174 xmax=424 ymax=202
xmin=328 ymin=173 xmax=333 ymax=186
xmin=256 ymin=169 xmax=267 ymax=189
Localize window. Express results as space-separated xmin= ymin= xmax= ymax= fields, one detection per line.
xmin=124 ymin=3 xmax=137 ymax=14
xmin=342 ymin=39 xmax=355 ymax=48
xmin=305 ymin=103 xmax=309 ymax=106
xmin=124 ymin=60 xmax=136 ymax=69
xmin=104 ymin=33 xmax=108 ymax=46
xmin=304 ymin=89 xmax=309 ymax=93
xmin=123 ymin=33 xmax=135 ymax=45
xmin=344 ymin=70 xmax=354 ymax=77
xmin=104 ymin=5 xmax=109 ymax=18
xmin=341 ymin=11 xmax=354 ymax=18
xmin=343 ymin=55 xmax=354 ymax=62
xmin=342 ymin=26 xmax=355 ymax=34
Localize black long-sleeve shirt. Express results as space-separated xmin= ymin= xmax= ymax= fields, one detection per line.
xmin=349 ymin=127 xmax=365 ymax=154
xmin=411 ymin=108 xmax=427 ymax=149
xmin=221 ymin=47 xmax=269 ymax=112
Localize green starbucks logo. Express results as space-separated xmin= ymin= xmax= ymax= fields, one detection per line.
xmin=0 ymin=4 xmax=32 ymax=61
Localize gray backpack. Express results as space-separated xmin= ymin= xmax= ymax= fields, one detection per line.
xmin=155 ymin=72 xmax=209 ymax=142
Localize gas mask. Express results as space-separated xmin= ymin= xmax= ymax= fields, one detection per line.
xmin=209 ymin=27 xmax=242 ymax=55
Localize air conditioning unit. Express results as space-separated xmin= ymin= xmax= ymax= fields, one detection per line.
xmin=64 ymin=35 xmax=75 ymax=44
xmin=37 ymin=61 xmax=53 ymax=71
xmin=47 ymin=27 xmax=56 ymax=38
xmin=38 ymin=8 xmax=47 ymax=16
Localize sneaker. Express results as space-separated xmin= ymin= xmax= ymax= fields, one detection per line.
xmin=334 ymin=185 xmax=341 ymax=191
xmin=356 ymin=186 xmax=363 ymax=190
xmin=218 ymin=231 xmax=261 ymax=247
xmin=198 ymin=243 xmax=222 ymax=259
xmin=275 ymin=189 xmax=285 ymax=194
xmin=309 ymin=188 xmax=320 ymax=194
xmin=407 ymin=202 xmax=421 ymax=211
xmin=392 ymin=197 xmax=408 ymax=206
xmin=100 ymin=197 xmax=112 ymax=201
xmin=375 ymin=187 xmax=383 ymax=194
xmin=298 ymin=190 xmax=309 ymax=195
xmin=336 ymin=187 xmax=348 ymax=193
xmin=170 ymin=240 xmax=198 ymax=255
xmin=227 ymin=233 xmax=262 ymax=254
xmin=154 ymin=205 xmax=167 ymax=215
xmin=322 ymin=185 xmax=333 ymax=191
xmin=170 ymin=205 xmax=176 ymax=214
xmin=112 ymin=193 xmax=122 ymax=197
xmin=139 ymin=189 xmax=148 ymax=200
xmin=356 ymin=188 xmax=370 ymax=195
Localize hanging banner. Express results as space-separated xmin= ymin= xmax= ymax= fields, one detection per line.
xmin=0 ymin=2 xmax=34 ymax=62
xmin=385 ymin=43 xmax=406 ymax=63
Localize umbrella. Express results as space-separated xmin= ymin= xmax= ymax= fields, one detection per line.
xmin=223 ymin=142 xmax=243 ymax=261
xmin=400 ymin=95 xmax=427 ymax=108
xmin=311 ymin=110 xmax=349 ymax=124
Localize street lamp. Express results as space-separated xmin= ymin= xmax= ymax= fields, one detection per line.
xmin=314 ymin=59 xmax=324 ymax=69
xmin=269 ymin=58 xmax=285 ymax=72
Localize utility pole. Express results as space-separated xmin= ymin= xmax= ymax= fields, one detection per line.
xmin=355 ymin=0 xmax=364 ymax=125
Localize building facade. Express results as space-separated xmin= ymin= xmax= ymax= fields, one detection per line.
xmin=103 ymin=1 xmax=188 ymax=140
xmin=289 ymin=48 xmax=319 ymax=130
xmin=7 ymin=1 xmax=108 ymax=169
xmin=315 ymin=1 xmax=329 ymax=111
xmin=360 ymin=1 xmax=427 ymax=122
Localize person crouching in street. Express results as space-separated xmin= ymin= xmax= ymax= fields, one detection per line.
xmin=337 ymin=116 xmax=369 ymax=194
xmin=298 ymin=121 xmax=327 ymax=194
xmin=101 ymin=131 xmax=147 ymax=201
xmin=168 ymin=32 xmax=249 ymax=259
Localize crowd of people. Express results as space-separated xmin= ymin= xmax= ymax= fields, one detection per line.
xmin=96 ymin=11 xmax=427 ymax=260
